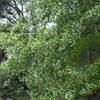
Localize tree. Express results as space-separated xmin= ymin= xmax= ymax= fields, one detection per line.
xmin=0 ymin=0 xmax=100 ymax=100
xmin=31 ymin=0 xmax=100 ymax=34
xmin=0 ymin=0 xmax=33 ymax=23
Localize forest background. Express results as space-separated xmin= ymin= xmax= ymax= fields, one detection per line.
xmin=0 ymin=0 xmax=100 ymax=100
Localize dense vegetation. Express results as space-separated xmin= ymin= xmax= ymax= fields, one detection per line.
xmin=0 ymin=0 xmax=100 ymax=100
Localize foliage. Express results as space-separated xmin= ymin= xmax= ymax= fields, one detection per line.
xmin=0 ymin=31 xmax=100 ymax=100
xmin=0 ymin=0 xmax=100 ymax=100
